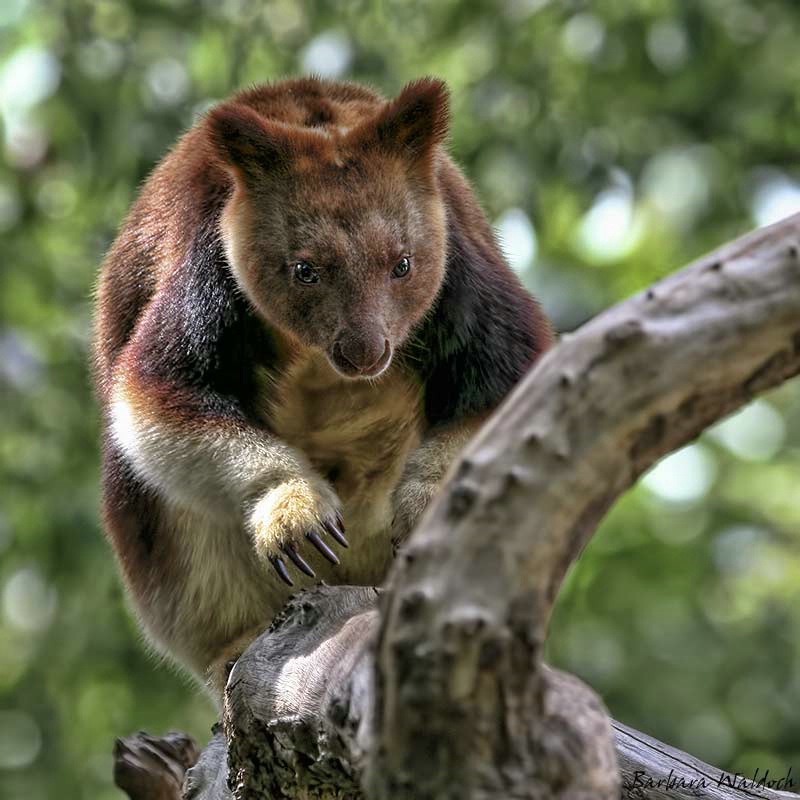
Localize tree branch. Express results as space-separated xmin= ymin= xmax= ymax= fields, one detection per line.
xmin=370 ymin=213 xmax=800 ymax=798
xmin=614 ymin=720 xmax=799 ymax=799
xmin=112 ymin=214 xmax=800 ymax=800
xmin=114 ymin=730 xmax=200 ymax=800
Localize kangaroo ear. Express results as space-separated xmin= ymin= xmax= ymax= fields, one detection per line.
xmin=206 ymin=103 xmax=289 ymax=180
xmin=355 ymin=78 xmax=450 ymax=162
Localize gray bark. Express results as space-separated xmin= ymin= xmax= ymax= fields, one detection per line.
xmin=113 ymin=214 xmax=800 ymax=799
xmin=369 ymin=213 xmax=800 ymax=799
xmin=614 ymin=721 xmax=798 ymax=799
xmin=114 ymin=730 xmax=200 ymax=800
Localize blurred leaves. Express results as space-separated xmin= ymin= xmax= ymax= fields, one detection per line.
xmin=1 ymin=0 xmax=799 ymax=796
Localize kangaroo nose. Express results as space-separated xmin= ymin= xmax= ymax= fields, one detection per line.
xmin=338 ymin=336 xmax=385 ymax=370
xmin=332 ymin=335 xmax=392 ymax=377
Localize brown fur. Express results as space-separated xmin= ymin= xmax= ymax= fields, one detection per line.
xmin=93 ymin=77 xmax=553 ymax=698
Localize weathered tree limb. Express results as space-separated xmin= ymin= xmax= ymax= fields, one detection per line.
xmin=119 ymin=716 xmax=800 ymax=800
xmin=368 ymin=215 xmax=800 ymax=799
xmin=124 ymin=588 xmax=800 ymax=800
xmin=183 ymin=729 xmax=229 ymax=800
xmin=208 ymin=587 xmax=800 ymax=800
xmin=224 ymin=586 xmax=380 ymax=798
xmin=113 ymin=214 xmax=800 ymax=799
xmin=614 ymin=720 xmax=798 ymax=799
xmin=182 ymin=586 xmax=616 ymax=800
xmin=113 ymin=730 xmax=200 ymax=800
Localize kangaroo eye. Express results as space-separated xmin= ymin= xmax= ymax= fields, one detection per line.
xmin=392 ymin=256 xmax=411 ymax=279
xmin=294 ymin=261 xmax=319 ymax=284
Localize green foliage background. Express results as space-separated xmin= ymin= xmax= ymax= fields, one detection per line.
xmin=1 ymin=1 xmax=800 ymax=797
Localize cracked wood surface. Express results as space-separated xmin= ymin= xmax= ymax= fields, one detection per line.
xmin=112 ymin=214 xmax=800 ymax=800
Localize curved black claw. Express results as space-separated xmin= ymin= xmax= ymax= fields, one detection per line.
xmin=271 ymin=556 xmax=294 ymax=586
xmin=324 ymin=518 xmax=349 ymax=548
xmin=306 ymin=530 xmax=340 ymax=565
xmin=284 ymin=545 xmax=315 ymax=578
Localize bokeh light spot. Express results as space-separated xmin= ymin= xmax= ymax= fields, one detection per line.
xmin=145 ymin=58 xmax=190 ymax=108
xmin=0 ymin=710 xmax=42 ymax=769
xmin=575 ymin=182 xmax=642 ymax=263
xmin=0 ymin=47 xmax=60 ymax=113
xmin=561 ymin=13 xmax=605 ymax=62
xmin=301 ymin=31 xmax=353 ymax=78
xmin=646 ymin=20 xmax=689 ymax=73
xmin=712 ymin=525 xmax=765 ymax=576
xmin=708 ymin=399 xmax=786 ymax=462
xmin=2 ymin=567 xmax=57 ymax=633
xmin=751 ymin=173 xmax=800 ymax=227
xmin=495 ymin=207 xmax=537 ymax=273
xmin=641 ymin=146 xmax=713 ymax=227
xmin=642 ymin=444 xmax=717 ymax=505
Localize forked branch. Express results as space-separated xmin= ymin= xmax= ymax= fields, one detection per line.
xmin=115 ymin=213 xmax=800 ymax=800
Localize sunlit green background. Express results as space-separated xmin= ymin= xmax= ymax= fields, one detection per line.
xmin=2 ymin=1 xmax=800 ymax=797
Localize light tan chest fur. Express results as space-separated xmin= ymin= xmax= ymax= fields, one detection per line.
xmin=260 ymin=352 xmax=424 ymax=581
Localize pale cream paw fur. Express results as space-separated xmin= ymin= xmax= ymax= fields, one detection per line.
xmin=246 ymin=477 xmax=347 ymax=584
